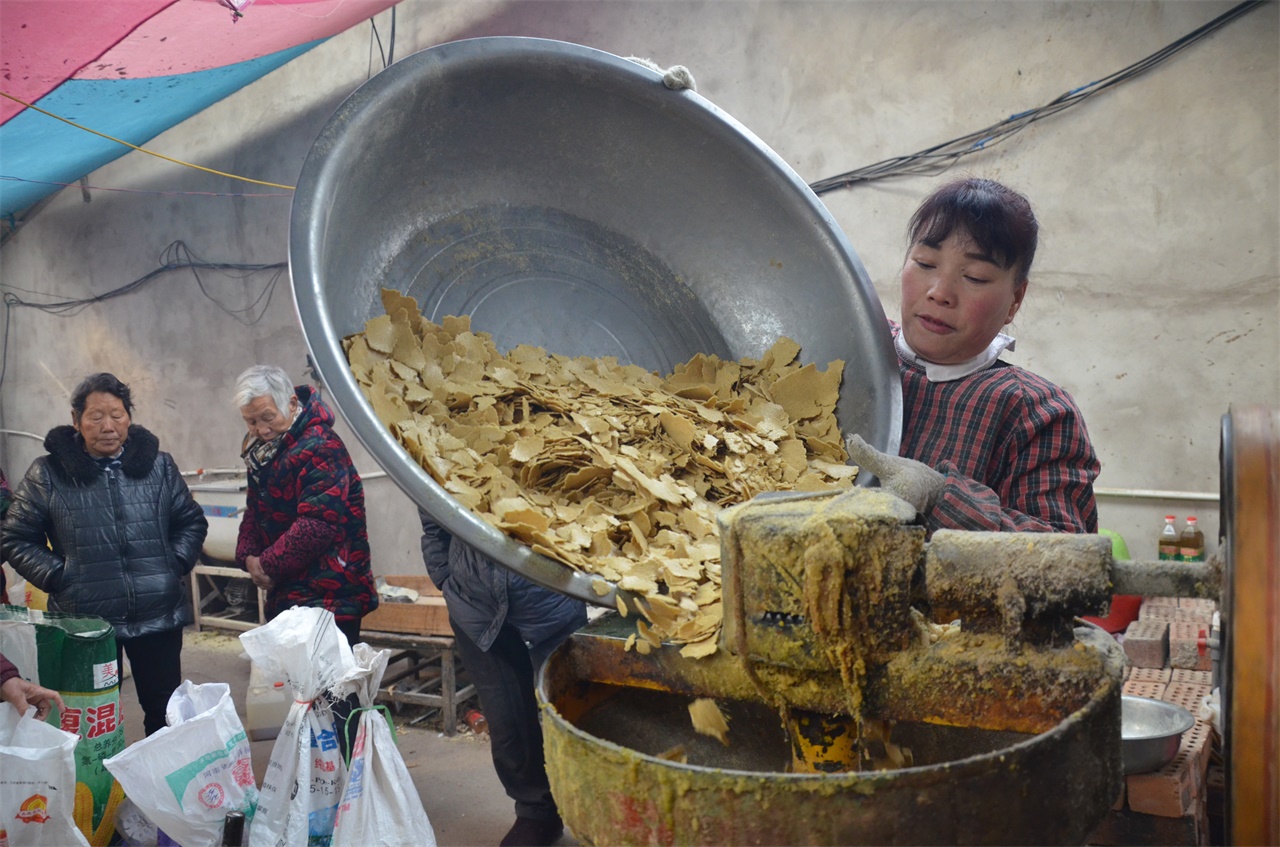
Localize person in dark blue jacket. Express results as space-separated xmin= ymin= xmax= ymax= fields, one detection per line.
xmin=418 ymin=508 xmax=585 ymax=847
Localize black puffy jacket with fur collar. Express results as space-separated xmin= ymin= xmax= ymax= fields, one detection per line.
xmin=0 ymin=424 xmax=208 ymax=639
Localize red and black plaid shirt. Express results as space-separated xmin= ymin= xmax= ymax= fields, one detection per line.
xmin=894 ymin=325 xmax=1100 ymax=534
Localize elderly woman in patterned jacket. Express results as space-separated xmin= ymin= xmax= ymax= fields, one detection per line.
xmin=1 ymin=373 xmax=208 ymax=735
xmin=845 ymin=177 xmax=1100 ymax=534
xmin=232 ymin=365 xmax=378 ymax=646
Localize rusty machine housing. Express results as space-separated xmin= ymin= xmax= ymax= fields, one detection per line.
xmin=541 ymin=489 xmax=1133 ymax=846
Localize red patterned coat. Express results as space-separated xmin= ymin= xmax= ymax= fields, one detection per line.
xmin=235 ymin=385 xmax=377 ymax=622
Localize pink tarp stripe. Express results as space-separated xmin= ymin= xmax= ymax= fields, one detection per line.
xmin=74 ymin=0 xmax=401 ymax=80
xmin=0 ymin=0 xmax=179 ymax=126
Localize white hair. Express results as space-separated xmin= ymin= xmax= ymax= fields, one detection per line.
xmin=233 ymin=365 xmax=295 ymax=415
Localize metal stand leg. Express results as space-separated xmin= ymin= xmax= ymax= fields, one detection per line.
xmin=441 ymin=644 xmax=456 ymax=737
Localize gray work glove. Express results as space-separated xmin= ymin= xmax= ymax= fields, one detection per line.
xmin=844 ymin=434 xmax=945 ymax=516
xmin=625 ymin=56 xmax=697 ymax=91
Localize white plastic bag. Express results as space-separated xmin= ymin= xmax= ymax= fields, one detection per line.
xmin=0 ymin=619 xmax=41 ymax=687
xmin=4 ymin=566 xmax=29 ymax=606
xmin=332 ymin=644 xmax=436 ymax=847
xmin=1199 ymin=687 xmax=1221 ymax=731
xmin=0 ymin=702 xmax=91 ymax=847
xmin=103 ymin=681 xmax=258 ymax=847
xmin=240 ymin=607 xmax=357 ymax=847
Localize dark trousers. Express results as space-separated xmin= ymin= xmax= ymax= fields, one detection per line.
xmin=334 ymin=616 xmax=362 ymax=650
xmin=450 ymin=618 xmax=569 ymax=823
xmin=332 ymin=616 xmax=362 ymax=762
xmin=117 ymin=628 xmax=183 ymax=737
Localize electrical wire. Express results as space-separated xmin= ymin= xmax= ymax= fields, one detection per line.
xmin=0 ymin=241 xmax=288 ymax=391
xmin=808 ymin=0 xmax=1263 ymax=195
xmin=1 ymin=241 xmax=285 ymax=321
xmin=0 ymin=91 xmax=297 ymax=191
xmin=387 ymin=6 xmax=396 ymax=67
xmin=370 ymin=15 xmax=388 ymax=72
xmin=368 ymin=6 xmax=397 ymax=73
xmin=0 ymin=295 xmax=12 ymax=395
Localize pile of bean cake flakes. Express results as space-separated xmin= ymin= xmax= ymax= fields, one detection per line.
xmin=345 ymin=289 xmax=856 ymax=658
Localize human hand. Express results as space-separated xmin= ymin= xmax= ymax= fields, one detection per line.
xmin=245 ymin=555 xmax=273 ymax=590
xmin=844 ymin=434 xmax=945 ymax=516
xmin=1 ymin=676 xmax=65 ymax=721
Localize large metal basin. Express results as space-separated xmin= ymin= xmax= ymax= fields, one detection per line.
xmin=289 ymin=37 xmax=901 ymax=604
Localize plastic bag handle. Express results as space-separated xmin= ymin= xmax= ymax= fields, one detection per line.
xmin=343 ymin=704 xmax=398 ymax=756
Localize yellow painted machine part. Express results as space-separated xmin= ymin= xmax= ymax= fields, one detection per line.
xmin=788 ymin=712 xmax=858 ymax=773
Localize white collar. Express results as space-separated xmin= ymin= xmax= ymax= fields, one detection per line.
xmin=896 ymin=331 xmax=1016 ymax=383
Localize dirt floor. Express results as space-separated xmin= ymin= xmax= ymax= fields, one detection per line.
xmin=116 ymin=627 xmax=578 ymax=847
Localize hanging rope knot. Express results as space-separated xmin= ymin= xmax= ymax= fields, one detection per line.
xmin=625 ymin=57 xmax=697 ymax=92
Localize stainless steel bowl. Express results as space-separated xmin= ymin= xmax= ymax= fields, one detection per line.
xmin=1120 ymin=694 xmax=1195 ymax=774
xmin=289 ymin=37 xmax=902 ymax=604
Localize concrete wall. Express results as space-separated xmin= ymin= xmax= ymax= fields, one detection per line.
xmin=2 ymin=1 xmax=1275 ymax=576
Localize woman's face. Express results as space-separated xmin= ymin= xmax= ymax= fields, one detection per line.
xmin=899 ymin=229 xmax=1027 ymax=365
xmin=241 ymin=394 xmax=297 ymax=441
xmin=74 ymin=392 xmax=131 ymax=458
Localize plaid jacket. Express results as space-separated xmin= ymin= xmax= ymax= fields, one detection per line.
xmin=235 ymin=386 xmax=377 ymax=621
xmin=894 ymin=324 xmax=1100 ymax=534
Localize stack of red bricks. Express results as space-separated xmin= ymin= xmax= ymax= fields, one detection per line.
xmin=1090 ymin=596 xmax=1218 ymax=846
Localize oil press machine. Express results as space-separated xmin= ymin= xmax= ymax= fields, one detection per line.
xmin=286 ymin=37 xmax=1280 ymax=845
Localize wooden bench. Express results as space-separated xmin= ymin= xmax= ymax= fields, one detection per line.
xmin=189 ymin=564 xmax=266 ymax=631
xmin=191 ymin=569 xmax=476 ymax=734
xmin=357 ymin=629 xmax=477 ymax=737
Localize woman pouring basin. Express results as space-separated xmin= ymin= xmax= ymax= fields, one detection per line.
xmin=846 ymin=177 xmax=1100 ymax=534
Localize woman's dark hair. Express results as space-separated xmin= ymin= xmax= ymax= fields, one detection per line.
xmin=908 ymin=178 xmax=1039 ymax=284
xmin=71 ymin=373 xmax=134 ymax=420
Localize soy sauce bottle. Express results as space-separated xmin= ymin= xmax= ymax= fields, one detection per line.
xmin=222 ymin=811 xmax=246 ymax=847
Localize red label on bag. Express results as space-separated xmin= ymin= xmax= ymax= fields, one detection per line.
xmin=197 ymin=782 xmax=226 ymax=809
xmin=15 ymin=795 xmax=51 ymax=824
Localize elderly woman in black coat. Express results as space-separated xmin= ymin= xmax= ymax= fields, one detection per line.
xmin=1 ymin=373 xmax=207 ymax=735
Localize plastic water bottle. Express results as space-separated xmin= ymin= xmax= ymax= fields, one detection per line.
xmin=1157 ymin=515 xmax=1179 ymax=560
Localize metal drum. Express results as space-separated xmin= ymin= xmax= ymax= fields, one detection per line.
xmin=289 ymin=37 xmax=901 ymax=603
